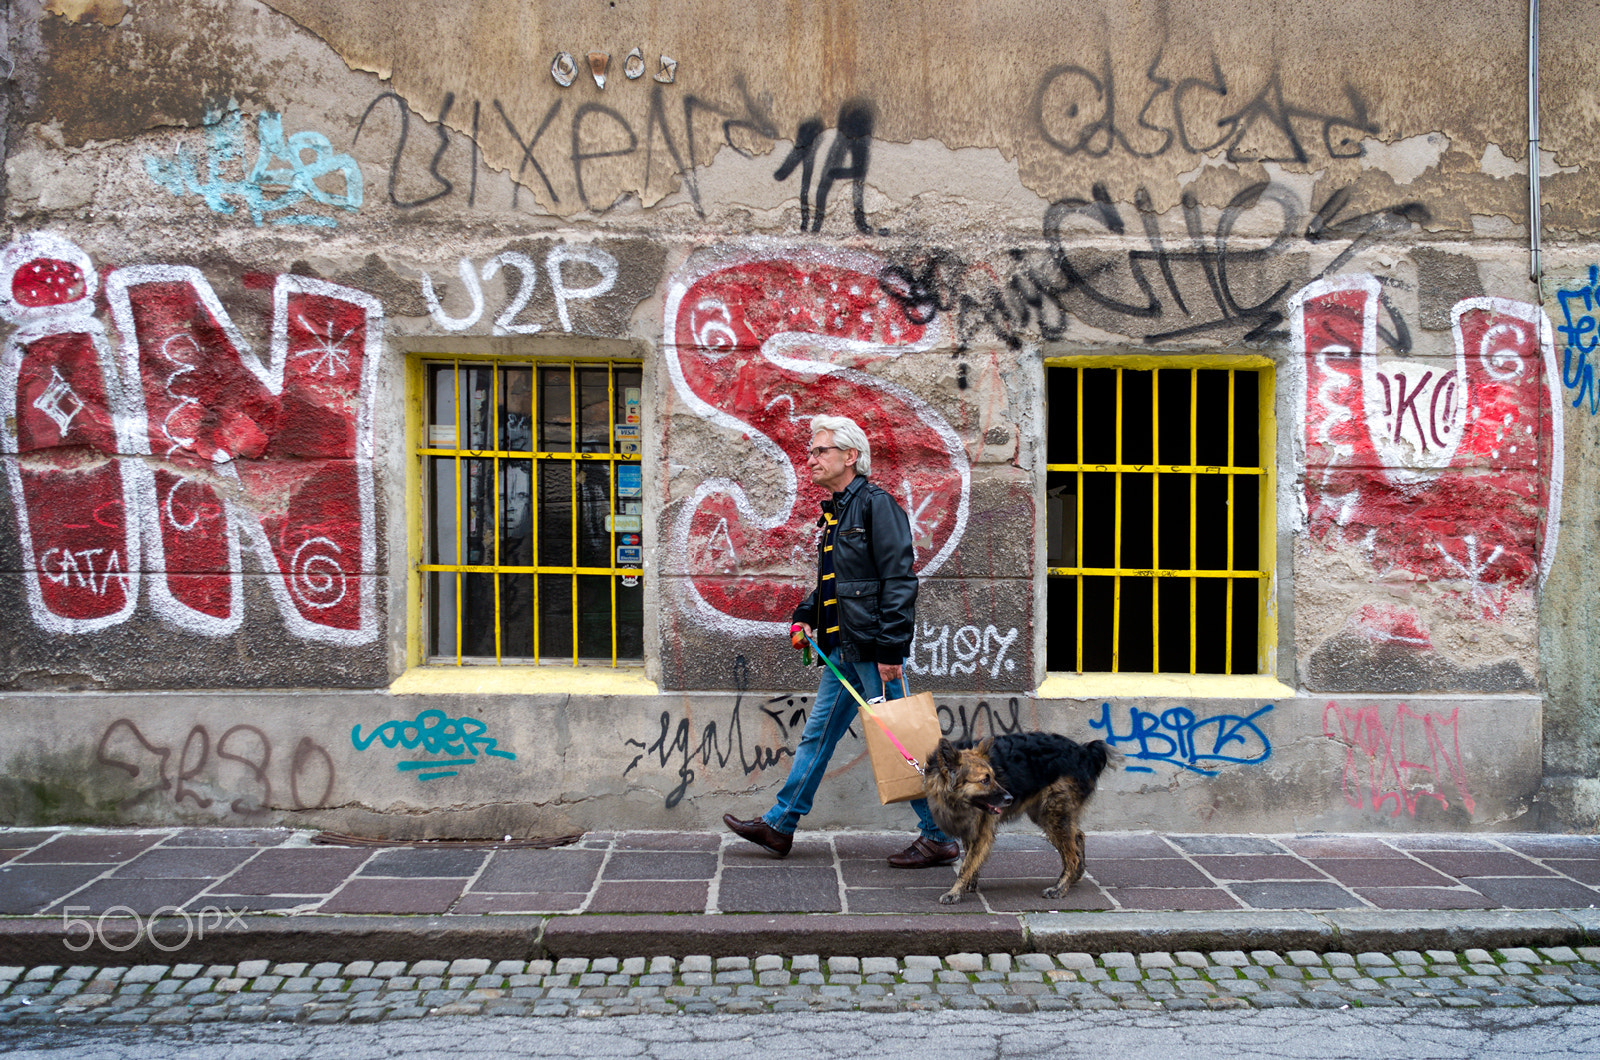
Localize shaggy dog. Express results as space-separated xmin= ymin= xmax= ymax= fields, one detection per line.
xmin=922 ymin=732 xmax=1115 ymax=904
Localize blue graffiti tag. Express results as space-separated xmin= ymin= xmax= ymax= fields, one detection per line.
xmin=351 ymin=710 xmax=516 ymax=781
xmin=1558 ymin=265 xmax=1600 ymax=415
xmin=1088 ymin=701 xmax=1274 ymax=775
xmin=144 ymin=103 xmax=363 ymax=228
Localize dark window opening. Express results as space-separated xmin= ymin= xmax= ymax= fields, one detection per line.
xmin=1046 ymin=364 xmax=1265 ymax=674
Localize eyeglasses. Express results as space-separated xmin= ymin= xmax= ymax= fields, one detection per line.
xmin=807 ymin=446 xmax=845 ymax=458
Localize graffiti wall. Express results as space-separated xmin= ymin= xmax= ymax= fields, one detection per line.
xmin=656 ymin=248 xmax=1034 ymax=692
xmin=1293 ymin=276 xmax=1562 ymax=693
xmin=0 ymin=233 xmax=390 ymax=688
xmin=3 ymin=0 xmax=1597 ymax=830
xmin=0 ymin=681 xmax=1539 ymax=834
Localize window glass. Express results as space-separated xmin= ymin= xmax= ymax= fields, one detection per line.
xmin=421 ymin=358 xmax=644 ymax=664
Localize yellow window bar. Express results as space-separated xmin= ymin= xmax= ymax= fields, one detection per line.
xmin=1149 ymin=372 xmax=1160 ymax=673
xmin=1044 ymin=359 xmax=1272 ymax=675
xmin=1189 ymin=366 xmax=1197 ymax=675
xmin=1075 ymin=366 xmax=1084 ymax=678
xmin=568 ymin=361 xmax=578 ymax=660
xmin=1226 ymin=369 xmax=1236 ymax=670
xmin=418 ymin=356 xmax=643 ymax=667
xmin=1112 ymin=369 xmax=1123 ymax=673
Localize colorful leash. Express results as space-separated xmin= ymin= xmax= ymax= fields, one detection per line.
xmin=804 ymin=633 xmax=926 ymax=777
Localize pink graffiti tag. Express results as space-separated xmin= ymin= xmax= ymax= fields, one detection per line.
xmin=1294 ymin=276 xmax=1562 ymax=616
xmin=1322 ymin=700 xmax=1476 ymax=818
xmin=0 ymin=233 xmax=380 ymax=643
xmin=664 ymin=252 xmax=971 ymax=632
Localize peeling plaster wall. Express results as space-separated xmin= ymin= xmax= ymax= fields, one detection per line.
xmin=0 ymin=0 xmax=1597 ymax=833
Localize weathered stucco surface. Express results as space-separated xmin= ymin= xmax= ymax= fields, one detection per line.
xmin=1 ymin=0 xmax=1596 ymax=833
xmin=0 ymin=690 xmax=1534 ymax=836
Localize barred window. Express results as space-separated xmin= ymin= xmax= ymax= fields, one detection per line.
xmin=1046 ymin=359 xmax=1274 ymax=674
xmin=419 ymin=357 xmax=644 ymax=665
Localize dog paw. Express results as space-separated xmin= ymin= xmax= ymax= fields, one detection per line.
xmin=1042 ymin=885 xmax=1065 ymax=899
xmin=938 ymin=891 xmax=964 ymax=905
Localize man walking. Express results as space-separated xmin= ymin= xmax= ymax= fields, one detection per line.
xmin=723 ymin=415 xmax=959 ymax=869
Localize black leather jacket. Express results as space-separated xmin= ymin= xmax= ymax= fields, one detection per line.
xmin=792 ymin=475 xmax=918 ymax=664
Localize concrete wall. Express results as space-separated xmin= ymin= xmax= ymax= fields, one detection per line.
xmin=0 ymin=0 xmax=1596 ymax=833
xmin=0 ymin=689 xmax=1537 ymax=837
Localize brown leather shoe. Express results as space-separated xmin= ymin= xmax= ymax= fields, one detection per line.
xmin=887 ymin=836 xmax=961 ymax=868
xmin=723 ymin=813 xmax=793 ymax=858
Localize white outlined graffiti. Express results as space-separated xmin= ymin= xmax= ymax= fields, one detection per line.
xmin=1293 ymin=276 xmax=1563 ymax=616
xmin=2 ymin=232 xmax=381 ymax=644
xmin=663 ymin=248 xmax=972 ymax=637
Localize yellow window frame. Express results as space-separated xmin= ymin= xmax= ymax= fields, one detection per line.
xmin=405 ymin=353 xmax=644 ymax=668
xmin=1043 ymin=353 xmax=1277 ymax=678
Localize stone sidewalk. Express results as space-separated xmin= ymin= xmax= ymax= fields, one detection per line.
xmin=1 ymin=826 xmax=1599 ymax=964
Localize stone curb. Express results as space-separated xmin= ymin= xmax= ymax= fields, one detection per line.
xmin=0 ymin=909 xmax=1595 ymax=965
xmin=540 ymin=914 xmax=1028 ymax=959
xmin=1022 ymin=910 xmax=1599 ymax=955
xmin=0 ymin=916 xmax=546 ymax=966
xmin=1022 ymin=911 xmax=1335 ymax=954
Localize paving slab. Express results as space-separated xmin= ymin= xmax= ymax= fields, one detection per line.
xmin=0 ymin=827 xmax=1598 ymax=964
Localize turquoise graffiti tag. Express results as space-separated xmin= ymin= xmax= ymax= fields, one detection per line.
xmin=351 ymin=710 xmax=516 ymax=781
xmin=144 ymin=103 xmax=363 ymax=228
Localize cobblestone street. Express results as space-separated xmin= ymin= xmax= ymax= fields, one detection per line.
xmin=1 ymin=946 xmax=1598 ymax=1026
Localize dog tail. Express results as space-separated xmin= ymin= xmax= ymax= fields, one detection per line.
xmin=1082 ymin=738 xmax=1119 ymax=777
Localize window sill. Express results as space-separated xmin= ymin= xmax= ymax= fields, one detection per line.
xmin=389 ymin=665 xmax=658 ymax=696
xmin=1036 ymin=672 xmax=1294 ymax=700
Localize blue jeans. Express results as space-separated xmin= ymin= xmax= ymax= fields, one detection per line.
xmin=763 ymin=648 xmax=951 ymax=843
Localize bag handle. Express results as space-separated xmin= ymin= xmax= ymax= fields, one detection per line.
xmin=805 ymin=633 xmax=925 ymax=777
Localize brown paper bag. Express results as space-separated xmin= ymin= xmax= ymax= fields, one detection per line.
xmin=859 ymin=691 xmax=942 ymax=804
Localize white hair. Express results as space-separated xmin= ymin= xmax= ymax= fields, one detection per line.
xmin=811 ymin=415 xmax=871 ymax=476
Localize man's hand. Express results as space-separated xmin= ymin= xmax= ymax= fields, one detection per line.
xmin=878 ymin=662 xmax=903 ymax=684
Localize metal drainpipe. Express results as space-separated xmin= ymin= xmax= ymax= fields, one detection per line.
xmin=1529 ymin=0 xmax=1543 ymax=290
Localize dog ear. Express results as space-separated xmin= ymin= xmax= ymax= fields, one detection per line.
xmin=976 ymin=737 xmax=994 ymax=756
xmin=934 ymin=738 xmax=960 ymax=773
